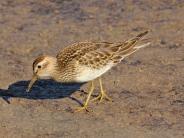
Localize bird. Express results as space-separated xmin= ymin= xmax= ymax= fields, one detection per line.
xmin=27 ymin=31 xmax=150 ymax=112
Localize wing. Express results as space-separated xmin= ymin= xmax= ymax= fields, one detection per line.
xmin=56 ymin=31 xmax=150 ymax=69
xmin=56 ymin=41 xmax=118 ymax=68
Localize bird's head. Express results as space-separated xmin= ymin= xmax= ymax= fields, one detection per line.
xmin=26 ymin=55 xmax=57 ymax=92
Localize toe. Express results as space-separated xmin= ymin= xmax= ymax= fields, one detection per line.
xmin=74 ymin=106 xmax=90 ymax=112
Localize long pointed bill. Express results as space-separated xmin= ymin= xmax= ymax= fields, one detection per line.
xmin=26 ymin=74 xmax=38 ymax=92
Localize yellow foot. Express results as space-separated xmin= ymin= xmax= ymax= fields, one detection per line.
xmin=92 ymin=91 xmax=113 ymax=103
xmin=74 ymin=106 xmax=90 ymax=112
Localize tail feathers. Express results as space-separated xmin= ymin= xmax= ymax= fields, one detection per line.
xmin=111 ymin=31 xmax=150 ymax=63
xmin=134 ymin=42 xmax=151 ymax=49
xmin=136 ymin=30 xmax=149 ymax=38
xmin=120 ymin=42 xmax=150 ymax=57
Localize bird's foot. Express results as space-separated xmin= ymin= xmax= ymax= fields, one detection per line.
xmin=74 ymin=105 xmax=90 ymax=112
xmin=92 ymin=91 xmax=112 ymax=103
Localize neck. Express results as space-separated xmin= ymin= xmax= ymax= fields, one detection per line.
xmin=46 ymin=56 xmax=73 ymax=82
xmin=45 ymin=56 xmax=59 ymax=79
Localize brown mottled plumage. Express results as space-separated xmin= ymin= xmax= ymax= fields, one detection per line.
xmin=27 ymin=31 xmax=150 ymax=112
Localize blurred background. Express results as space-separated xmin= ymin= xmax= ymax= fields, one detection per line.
xmin=0 ymin=0 xmax=183 ymax=138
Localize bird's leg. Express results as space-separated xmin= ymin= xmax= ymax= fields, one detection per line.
xmin=75 ymin=80 xmax=95 ymax=112
xmin=92 ymin=77 xmax=112 ymax=102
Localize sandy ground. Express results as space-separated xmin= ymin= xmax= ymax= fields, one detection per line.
xmin=0 ymin=0 xmax=184 ymax=137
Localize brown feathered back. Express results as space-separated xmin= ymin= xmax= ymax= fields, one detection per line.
xmin=56 ymin=31 xmax=150 ymax=69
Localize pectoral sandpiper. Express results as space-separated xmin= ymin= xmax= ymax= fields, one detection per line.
xmin=27 ymin=31 xmax=150 ymax=112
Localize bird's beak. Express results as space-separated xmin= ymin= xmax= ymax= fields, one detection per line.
xmin=26 ymin=74 xmax=38 ymax=92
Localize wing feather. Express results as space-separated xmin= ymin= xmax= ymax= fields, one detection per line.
xmin=56 ymin=31 xmax=150 ymax=69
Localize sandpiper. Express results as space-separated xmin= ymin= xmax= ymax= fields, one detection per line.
xmin=27 ymin=31 xmax=150 ymax=112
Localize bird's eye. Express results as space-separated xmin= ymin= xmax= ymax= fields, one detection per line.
xmin=37 ymin=65 xmax=41 ymax=69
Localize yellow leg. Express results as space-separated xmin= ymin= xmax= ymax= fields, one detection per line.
xmin=75 ymin=81 xmax=95 ymax=112
xmin=92 ymin=77 xmax=112 ymax=103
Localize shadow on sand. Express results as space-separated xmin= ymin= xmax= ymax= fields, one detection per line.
xmin=0 ymin=80 xmax=85 ymax=105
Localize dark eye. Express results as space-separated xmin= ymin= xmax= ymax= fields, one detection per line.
xmin=37 ymin=65 xmax=41 ymax=69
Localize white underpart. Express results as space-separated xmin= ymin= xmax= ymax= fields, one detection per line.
xmin=76 ymin=63 xmax=114 ymax=82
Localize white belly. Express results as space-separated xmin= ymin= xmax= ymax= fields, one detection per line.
xmin=75 ymin=63 xmax=114 ymax=82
